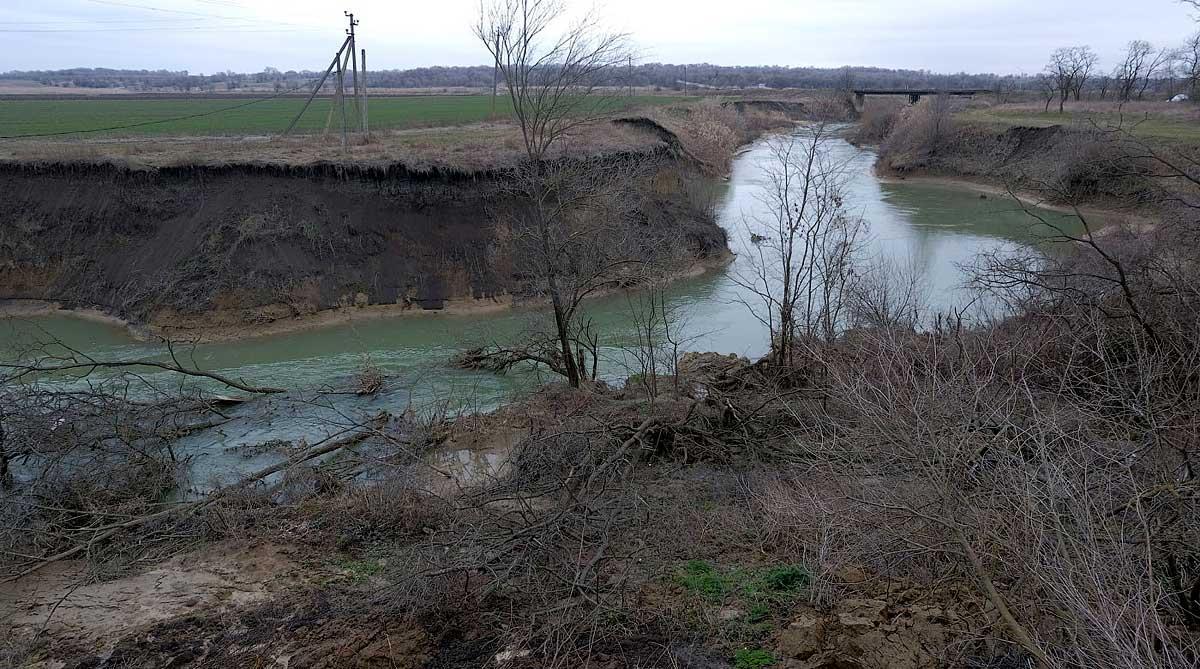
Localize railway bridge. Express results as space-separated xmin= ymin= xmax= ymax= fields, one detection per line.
xmin=852 ymin=89 xmax=991 ymax=107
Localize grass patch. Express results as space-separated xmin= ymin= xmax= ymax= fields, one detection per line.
xmin=677 ymin=559 xmax=729 ymax=601
xmin=0 ymin=94 xmax=693 ymax=138
xmin=675 ymin=560 xmax=810 ymax=615
xmin=336 ymin=558 xmax=384 ymax=583
xmin=733 ymin=648 xmax=776 ymax=669
xmin=760 ymin=564 xmax=809 ymax=593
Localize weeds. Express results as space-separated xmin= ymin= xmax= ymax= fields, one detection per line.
xmin=676 ymin=560 xmax=728 ymax=601
xmin=733 ymin=648 xmax=776 ymax=669
xmin=337 ymin=558 xmax=384 ymax=583
xmin=675 ymin=560 xmax=809 ymax=608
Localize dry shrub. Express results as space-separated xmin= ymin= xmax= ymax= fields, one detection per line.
xmin=773 ymin=212 xmax=1200 ymax=664
xmin=741 ymin=108 xmax=792 ymax=136
xmin=656 ymin=100 xmax=744 ymax=174
xmin=804 ymin=90 xmax=858 ymax=123
xmin=310 ymin=480 xmax=448 ymax=549
xmin=880 ymin=95 xmax=958 ymax=167
xmin=748 ymin=474 xmax=860 ymax=607
xmin=852 ymin=99 xmax=904 ymax=145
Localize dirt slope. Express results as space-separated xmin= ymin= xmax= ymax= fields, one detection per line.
xmin=0 ymin=148 xmax=725 ymax=335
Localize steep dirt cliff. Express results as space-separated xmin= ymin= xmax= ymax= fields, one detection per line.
xmin=0 ymin=150 xmax=726 ymax=333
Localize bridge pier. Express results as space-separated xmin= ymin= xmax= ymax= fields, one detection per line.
xmin=908 ymin=93 xmax=921 ymax=105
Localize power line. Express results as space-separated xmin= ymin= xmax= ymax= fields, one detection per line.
xmin=82 ymin=0 xmax=254 ymax=19
xmin=79 ymin=0 xmax=314 ymax=29
xmin=0 ymin=18 xmax=210 ymax=25
xmin=0 ymin=27 xmax=321 ymax=33
xmin=0 ymin=80 xmax=320 ymax=140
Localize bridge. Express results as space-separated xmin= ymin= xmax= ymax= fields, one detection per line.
xmin=852 ymin=89 xmax=991 ymax=107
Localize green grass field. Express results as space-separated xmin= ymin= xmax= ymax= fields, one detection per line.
xmin=0 ymin=95 xmax=693 ymax=139
xmin=959 ymin=108 xmax=1200 ymax=143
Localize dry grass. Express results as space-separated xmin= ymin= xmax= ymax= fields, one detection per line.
xmin=0 ymin=120 xmax=667 ymax=172
xmin=961 ymin=100 xmax=1200 ymax=143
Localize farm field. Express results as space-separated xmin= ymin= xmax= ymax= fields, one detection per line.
xmin=0 ymin=94 xmax=694 ymax=138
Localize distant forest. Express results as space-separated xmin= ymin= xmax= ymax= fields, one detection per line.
xmin=0 ymin=64 xmax=1030 ymax=93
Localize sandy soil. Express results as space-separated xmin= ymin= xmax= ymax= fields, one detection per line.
xmin=0 ymin=542 xmax=321 ymax=657
xmin=0 ymin=299 xmax=138 ymax=331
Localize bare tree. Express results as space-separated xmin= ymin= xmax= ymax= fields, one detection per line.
xmin=1141 ymin=47 xmax=1176 ymax=100
xmin=471 ymin=0 xmax=634 ymax=387
xmin=1072 ymin=47 xmax=1099 ymax=101
xmin=735 ymin=125 xmax=866 ymax=368
xmin=457 ymin=156 xmax=658 ymax=384
xmin=1037 ymin=73 xmax=1058 ymax=112
xmin=1179 ymin=33 xmax=1200 ymax=98
xmin=1114 ymin=40 xmax=1156 ymax=101
xmin=1046 ymin=46 xmax=1096 ymax=113
xmin=474 ymin=0 xmax=631 ymax=163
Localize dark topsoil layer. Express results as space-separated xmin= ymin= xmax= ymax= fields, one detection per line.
xmin=0 ymin=150 xmax=726 ymax=332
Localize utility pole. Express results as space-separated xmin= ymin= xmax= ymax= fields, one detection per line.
xmin=279 ymin=12 xmax=367 ymax=142
xmin=345 ymin=11 xmax=361 ymax=130
xmin=336 ymin=47 xmax=348 ymax=149
xmin=628 ymin=56 xmax=633 ymax=98
xmin=284 ymin=36 xmax=350 ymax=136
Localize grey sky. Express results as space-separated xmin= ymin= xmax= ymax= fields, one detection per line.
xmin=1 ymin=0 xmax=1196 ymax=75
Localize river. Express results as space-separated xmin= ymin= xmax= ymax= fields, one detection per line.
xmin=0 ymin=130 xmax=1081 ymax=482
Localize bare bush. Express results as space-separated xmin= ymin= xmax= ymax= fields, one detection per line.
xmin=880 ymin=95 xmax=958 ymax=164
xmin=852 ymin=98 xmax=904 ymax=145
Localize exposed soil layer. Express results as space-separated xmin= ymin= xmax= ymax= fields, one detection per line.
xmin=875 ymin=122 xmax=1163 ymax=213
xmin=0 ymin=140 xmax=726 ymax=337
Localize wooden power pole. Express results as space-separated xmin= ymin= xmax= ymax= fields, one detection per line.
xmin=283 ymin=36 xmax=350 ymax=136
xmin=345 ymin=11 xmax=361 ymax=130
xmin=279 ymin=12 xmax=367 ymax=142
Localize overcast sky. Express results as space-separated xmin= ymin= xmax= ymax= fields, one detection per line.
xmin=1 ymin=0 xmax=1196 ymax=75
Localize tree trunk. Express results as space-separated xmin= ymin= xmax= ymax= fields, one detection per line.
xmin=550 ymin=290 xmax=581 ymax=387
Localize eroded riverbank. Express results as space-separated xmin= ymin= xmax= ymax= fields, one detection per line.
xmin=0 ymin=131 xmax=1089 ymax=479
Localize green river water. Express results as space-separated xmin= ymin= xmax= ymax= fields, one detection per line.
xmin=0 ymin=130 xmax=1083 ymax=483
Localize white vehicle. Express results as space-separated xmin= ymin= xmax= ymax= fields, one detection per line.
xmin=1169 ymin=93 xmax=1190 ymax=103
